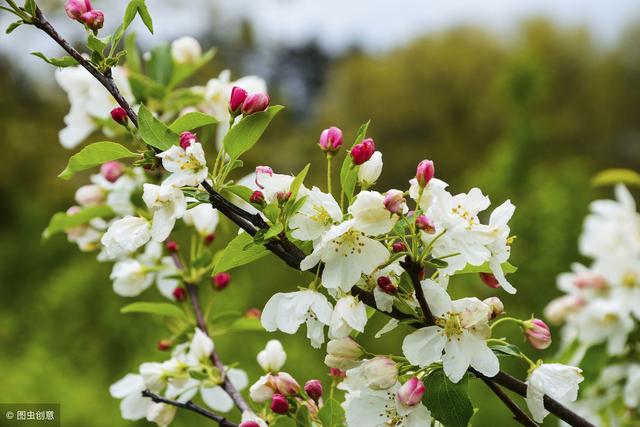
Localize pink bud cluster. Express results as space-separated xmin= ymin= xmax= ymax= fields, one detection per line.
xmin=415 ymin=159 xmax=435 ymax=187
xmin=319 ymin=127 xmax=343 ymax=154
xmin=523 ymin=318 xmax=552 ymax=350
xmin=180 ymin=131 xmax=197 ymax=150
xmin=64 ymin=0 xmax=104 ymax=30
xmin=351 ymin=138 xmax=375 ymax=165
xmin=229 ymin=86 xmax=270 ymax=116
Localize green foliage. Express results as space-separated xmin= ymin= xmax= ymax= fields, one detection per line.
xmin=295 ymin=405 xmax=312 ymax=427
xmin=169 ymin=49 xmax=216 ymax=88
xmin=223 ymin=106 xmax=285 ymax=160
xmin=212 ymin=232 xmax=269 ymax=274
xmin=169 ymin=111 xmax=218 ymax=133
xmin=30 ymin=52 xmax=77 ymax=67
xmin=138 ymin=104 xmax=180 ymax=150
xmin=318 ymin=399 xmax=346 ymax=426
xmin=422 ymin=370 xmax=474 ymax=427
xmin=453 ymin=262 xmax=518 ymax=275
xmin=339 ymin=121 xmax=369 ymax=203
xmin=120 ymin=302 xmax=189 ymax=321
xmin=58 ymin=142 xmax=138 ymax=180
xmin=43 ymin=205 xmax=114 ymax=239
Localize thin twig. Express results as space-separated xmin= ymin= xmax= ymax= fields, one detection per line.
xmin=480 ymin=377 xmax=539 ymax=427
xmin=23 ymin=6 xmax=593 ymax=426
xmin=141 ymin=389 xmax=238 ymax=427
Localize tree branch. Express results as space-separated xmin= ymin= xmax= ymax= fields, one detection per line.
xmin=24 ymin=6 xmax=593 ymax=426
xmin=141 ymin=389 xmax=238 ymax=427
xmin=479 ymin=376 xmax=539 ymax=427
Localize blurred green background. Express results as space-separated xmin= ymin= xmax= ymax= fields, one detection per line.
xmin=1 ymin=6 xmax=640 ymax=426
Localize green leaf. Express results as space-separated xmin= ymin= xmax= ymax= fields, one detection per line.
xmin=228 ymin=316 xmax=263 ymax=332
xmin=579 ymin=343 xmax=609 ymax=388
xmin=169 ymin=49 xmax=216 ymax=87
xmin=121 ymin=302 xmax=188 ymax=321
xmin=148 ymin=44 xmax=173 ymax=85
xmin=422 ymin=369 xmax=474 ymax=427
xmin=43 ymin=205 xmax=114 ymax=239
xmin=124 ymin=33 xmax=141 ymax=73
xmin=224 ymin=185 xmax=253 ymax=202
xmin=263 ymin=202 xmax=281 ymax=224
xmin=454 ymin=261 xmax=518 ymax=275
xmin=122 ymin=0 xmax=153 ymax=34
xmin=138 ymin=104 xmax=179 ymax=150
xmin=213 ymin=232 xmax=269 ymax=274
xmin=426 ymin=258 xmax=449 ymax=269
xmin=264 ymin=223 xmax=284 ymax=240
xmin=136 ymin=0 xmax=154 ymax=34
xmin=23 ymin=0 xmax=36 ymax=15
xmin=223 ymin=106 xmax=284 ymax=160
xmin=295 ymin=405 xmax=312 ymax=427
xmin=289 ymin=163 xmax=310 ymax=201
xmin=592 ymin=168 xmax=640 ymax=187
xmin=192 ymin=249 xmax=213 ymax=268
xmin=58 ymin=141 xmax=138 ymax=180
xmin=87 ymin=34 xmax=110 ymax=54
xmin=31 ymin=52 xmax=77 ymax=67
xmin=318 ymin=399 xmax=346 ymax=427
xmin=5 ymin=20 xmax=23 ymax=34
xmin=340 ymin=121 xmax=370 ymax=202
xmin=270 ymin=417 xmax=296 ymax=427
xmin=169 ymin=112 xmax=218 ymax=133
xmin=491 ymin=343 xmax=522 ymax=358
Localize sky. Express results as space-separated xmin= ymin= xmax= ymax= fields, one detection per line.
xmin=1 ymin=0 xmax=639 ymax=79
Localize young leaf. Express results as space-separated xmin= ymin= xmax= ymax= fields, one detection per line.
xmin=169 ymin=112 xmax=218 ymax=133
xmin=31 ymin=52 xmax=77 ymax=67
xmin=136 ymin=0 xmax=154 ymax=34
xmin=121 ymin=302 xmax=188 ymax=321
xmin=6 ymin=20 xmax=23 ymax=34
xmin=592 ymin=168 xmax=640 ymax=187
xmin=23 ymin=0 xmax=36 ymax=15
xmin=148 ymin=44 xmax=173 ymax=85
xmin=264 ymin=223 xmax=284 ymax=240
xmin=138 ymin=104 xmax=179 ymax=150
xmin=169 ymin=49 xmax=216 ymax=88
xmin=223 ymin=106 xmax=284 ymax=160
xmin=58 ymin=141 xmax=138 ymax=180
xmin=213 ymin=232 xmax=269 ymax=274
xmin=223 ymin=185 xmax=253 ymax=202
xmin=87 ymin=34 xmax=110 ymax=54
xmin=422 ymin=369 xmax=474 ymax=427
xmin=318 ymin=399 xmax=346 ymax=427
xmin=122 ymin=0 xmax=153 ymax=34
xmin=43 ymin=205 xmax=114 ymax=239
xmin=124 ymin=33 xmax=141 ymax=73
xmin=295 ymin=405 xmax=312 ymax=427
xmin=289 ymin=163 xmax=310 ymax=200
xmin=491 ymin=343 xmax=522 ymax=358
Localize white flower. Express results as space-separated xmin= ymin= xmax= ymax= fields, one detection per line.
xmin=574 ymin=299 xmax=634 ymax=355
xmin=254 ymin=169 xmax=297 ymax=204
xmin=142 ymin=183 xmax=187 ymax=242
xmin=261 ymin=290 xmax=333 ymax=348
xmin=360 ymin=357 xmax=398 ymax=390
xmin=240 ymin=411 xmax=268 ymax=427
xmin=624 ymin=364 xmax=640 ymax=407
xmin=168 ymin=369 xmax=248 ymax=413
xmin=485 ymin=200 xmax=516 ymax=294
xmin=66 ymin=217 xmax=105 ymax=252
xmin=183 ymin=203 xmax=219 ymax=236
xmin=186 ymin=327 xmax=214 ymax=366
xmin=157 ymin=143 xmax=208 ymax=188
xmin=109 ymin=373 xmax=149 ymax=421
xmin=358 ymin=151 xmax=383 ymax=187
xmin=289 ymin=186 xmax=342 ymax=241
xmin=110 ymin=258 xmax=154 ymax=297
xmin=257 ymin=339 xmax=287 ymax=372
xmin=329 ymin=296 xmax=368 ymax=339
xmin=349 ymin=191 xmax=398 ymax=236
xmin=146 ymin=402 xmax=176 ymax=427
xmin=55 ymin=66 xmax=134 ymax=149
xmin=92 ymin=168 xmax=146 ymax=216
xmin=342 ymin=383 xmax=431 ymax=427
xmin=300 ymin=220 xmax=389 ymax=292
xmin=101 ymin=216 xmax=152 ymax=259
xmin=526 ymin=363 xmax=583 ymax=423
xmin=74 ymin=184 xmax=104 ymax=206
xmin=408 ymin=177 xmax=449 ymax=212
xmin=171 ymin=36 xmax=202 ymax=64
xmin=249 ymin=374 xmax=275 ymax=403
xmin=402 ymin=280 xmax=498 ymax=383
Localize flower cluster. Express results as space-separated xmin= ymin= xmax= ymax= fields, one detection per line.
xmin=546 ymin=184 xmax=640 ymax=425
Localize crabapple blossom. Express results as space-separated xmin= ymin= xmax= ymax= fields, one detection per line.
xmin=242 ymin=93 xmax=270 ymax=115
xmin=319 ymin=126 xmax=343 ymax=153
xmin=74 ymin=184 xmax=104 ymax=206
xmin=182 ymin=203 xmax=219 ymax=236
xmin=229 ymin=86 xmax=249 ymax=114
xmin=526 ymin=363 xmax=583 ymax=423
xmin=357 ymin=151 xmax=383 ymax=187
xmin=257 ymin=339 xmax=287 ymax=372
xmin=171 ymin=36 xmax=202 ymax=64
xmin=81 ymin=10 xmax=104 ymax=30
xmin=396 ymin=377 xmax=425 ymax=408
xmin=109 ymin=373 xmax=149 ymax=421
xmin=415 ymin=159 xmax=435 ymax=188
xmin=360 ymin=357 xmax=398 ymax=390
xmin=349 ymin=190 xmax=399 ymax=235
xmin=157 ymin=142 xmax=208 ymax=188
xmin=64 ymin=0 xmax=92 ymax=20
xmin=261 ymin=290 xmax=333 ymax=348
xmin=324 ymin=338 xmax=364 ymax=370
xmin=289 ymin=186 xmax=342 ymax=241
xmin=350 ymin=138 xmax=375 ymax=165
xmin=270 ymin=393 xmax=289 ymax=414
xmin=383 ymin=189 xmax=407 ymax=215
xmin=304 ymin=380 xmax=323 ymax=401
xmin=402 ymin=280 xmax=499 ymax=383
xmin=142 ymin=183 xmax=187 ymax=242
xmin=329 ymin=295 xmax=368 ymax=339
xmin=146 ymin=402 xmax=176 ymax=427
xmin=101 ymin=216 xmax=152 ymax=259
xmin=523 ymin=318 xmax=552 ymax=350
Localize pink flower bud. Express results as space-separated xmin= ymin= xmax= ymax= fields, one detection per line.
xmin=165 ymin=240 xmax=179 ymax=252
xmin=479 ymin=272 xmax=500 ymax=289
xmin=524 ymin=318 xmax=552 ymax=350
xmin=396 ymin=377 xmax=425 ymax=407
xmin=229 ymin=86 xmax=249 ymax=114
xmin=573 ymin=271 xmax=607 ymax=290
xmin=415 ymin=160 xmax=435 ymax=187
xmin=274 ymin=372 xmax=300 ymax=396
xmin=384 ymin=190 xmax=407 ymax=215
xmin=319 ymin=127 xmax=343 ymax=153
xmin=204 ymin=233 xmax=216 ymax=246
xmin=304 ymin=380 xmax=323 ymax=402
xmin=329 ymin=368 xmax=346 ymax=378
xmin=392 ymin=241 xmax=407 ymax=253
xmin=242 ymin=93 xmax=270 ymax=115
xmin=172 ymin=287 xmax=187 ymax=302
xmin=276 ymin=191 xmax=292 ymax=204
xmin=100 ymin=161 xmax=124 ymax=183
xmin=157 ymin=339 xmax=172 ymax=351
xmin=212 ymin=272 xmax=231 ymax=291
xmin=65 ymin=0 xmax=92 ymax=20
xmin=80 ymin=9 xmax=104 ymax=31
xmin=239 ymin=422 xmax=261 ymax=427
xmin=75 ymin=184 xmax=104 ymax=206
xmin=245 ymin=307 xmax=261 ymax=319
xmin=361 ymin=357 xmax=398 ymax=390
xmin=483 ymin=297 xmax=504 ymax=320
xmin=270 ymin=394 xmax=289 ymax=414
xmin=377 ymin=276 xmax=397 ymax=295
xmin=350 ymin=138 xmax=375 ymax=165
xmin=180 ymin=131 xmax=197 ymax=150
xmin=110 ymin=107 xmax=128 ymax=126
xmin=249 ymin=190 xmax=266 ymax=205
xmin=415 ymin=215 xmax=435 ymax=234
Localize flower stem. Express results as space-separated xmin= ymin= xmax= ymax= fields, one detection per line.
xmin=326 ymin=154 xmax=333 ymax=195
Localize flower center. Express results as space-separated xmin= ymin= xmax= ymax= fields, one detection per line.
xmin=436 ymin=312 xmax=464 ymax=340
xmin=310 ymin=205 xmax=333 ymax=226
xmin=333 ymin=229 xmax=366 ymax=256
xmin=451 ymin=204 xmax=477 ymax=226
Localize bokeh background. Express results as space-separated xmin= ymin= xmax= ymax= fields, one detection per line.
xmin=1 ymin=0 xmax=640 ymax=425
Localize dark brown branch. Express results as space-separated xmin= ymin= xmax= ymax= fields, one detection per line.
xmin=23 ymin=6 xmax=593 ymax=426
xmin=186 ymin=283 xmax=249 ymax=413
xmin=141 ymin=389 xmax=238 ymax=427
xmin=400 ymin=258 xmax=436 ymax=325
xmin=479 ymin=377 xmax=539 ymax=427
